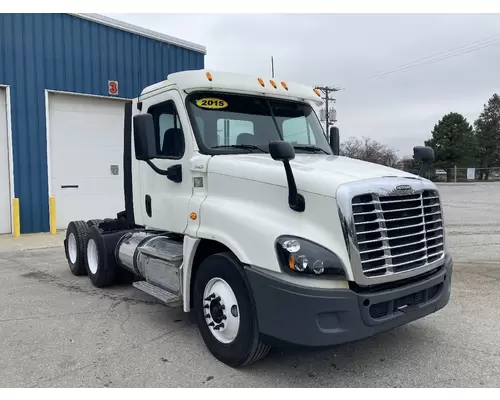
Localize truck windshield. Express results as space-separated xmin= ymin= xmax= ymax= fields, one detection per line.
xmin=186 ymin=91 xmax=332 ymax=155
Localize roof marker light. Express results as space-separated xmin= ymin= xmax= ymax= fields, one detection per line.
xmin=270 ymin=80 xmax=277 ymax=89
xmin=281 ymin=81 xmax=288 ymax=90
xmin=258 ymin=78 xmax=265 ymax=87
xmin=313 ymin=88 xmax=321 ymax=97
xmin=206 ymin=72 xmax=213 ymax=81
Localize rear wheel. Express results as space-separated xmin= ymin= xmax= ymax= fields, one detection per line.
xmin=85 ymin=226 xmax=117 ymax=288
xmin=65 ymin=221 xmax=89 ymax=276
xmin=193 ymin=252 xmax=271 ymax=367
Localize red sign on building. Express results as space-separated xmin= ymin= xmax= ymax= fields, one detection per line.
xmin=108 ymin=80 xmax=119 ymax=96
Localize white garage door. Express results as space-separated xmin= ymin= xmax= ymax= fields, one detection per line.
xmin=48 ymin=92 xmax=126 ymax=229
xmin=0 ymin=87 xmax=11 ymax=234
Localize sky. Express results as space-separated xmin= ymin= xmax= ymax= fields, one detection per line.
xmin=104 ymin=13 xmax=500 ymax=157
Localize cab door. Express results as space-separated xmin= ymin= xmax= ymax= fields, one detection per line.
xmin=137 ymin=89 xmax=194 ymax=233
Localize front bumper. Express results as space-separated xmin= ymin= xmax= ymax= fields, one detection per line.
xmin=245 ymin=253 xmax=453 ymax=347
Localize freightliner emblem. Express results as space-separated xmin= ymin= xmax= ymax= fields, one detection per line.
xmin=383 ymin=184 xmax=415 ymax=196
xmin=395 ymin=184 xmax=412 ymax=191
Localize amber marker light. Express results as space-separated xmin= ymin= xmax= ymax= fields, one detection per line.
xmin=258 ymin=78 xmax=265 ymax=87
xmin=190 ymin=212 xmax=197 ymax=220
xmin=206 ymin=72 xmax=213 ymax=81
xmin=270 ymin=80 xmax=277 ymax=88
xmin=281 ymin=81 xmax=288 ymax=90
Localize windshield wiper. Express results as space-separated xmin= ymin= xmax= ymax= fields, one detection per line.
xmin=292 ymin=145 xmax=330 ymax=154
xmin=211 ymin=144 xmax=267 ymax=153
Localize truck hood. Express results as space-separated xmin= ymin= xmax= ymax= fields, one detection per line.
xmin=207 ymin=153 xmax=420 ymax=198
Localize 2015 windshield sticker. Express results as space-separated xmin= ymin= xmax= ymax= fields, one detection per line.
xmin=195 ymin=98 xmax=228 ymax=109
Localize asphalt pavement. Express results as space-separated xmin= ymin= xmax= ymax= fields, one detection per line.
xmin=0 ymin=182 xmax=499 ymax=387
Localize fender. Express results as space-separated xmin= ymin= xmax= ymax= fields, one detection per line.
xmin=182 ymin=235 xmax=201 ymax=312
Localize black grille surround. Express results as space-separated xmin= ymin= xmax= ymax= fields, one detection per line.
xmin=351 ymin=189 xmax=444 ymax=278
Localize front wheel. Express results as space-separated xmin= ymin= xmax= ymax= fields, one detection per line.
xmin=193 ymin=252 xmax=271 ymax=367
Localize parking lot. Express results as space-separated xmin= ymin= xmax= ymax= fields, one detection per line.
xmin=1 ymin=182 xmax=500 ymax=387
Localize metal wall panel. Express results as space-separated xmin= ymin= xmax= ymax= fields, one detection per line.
xmin=0 ymin=13 xmax=205 ymax=233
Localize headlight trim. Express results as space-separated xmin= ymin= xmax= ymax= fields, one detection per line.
xmin=275 ymin=235 xmax=346 ymax=278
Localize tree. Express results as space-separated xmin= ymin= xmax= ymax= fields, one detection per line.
xmin=474 ymin=94 xmax=500 ymax=180
xmin=340 ymin=136 xmax=398 ymax=167
xmin=424 ymin=112 xmax=475 ymax=182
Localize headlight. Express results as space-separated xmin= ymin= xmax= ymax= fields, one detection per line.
xmin=275 ymin=236 xmax=346 ymax=277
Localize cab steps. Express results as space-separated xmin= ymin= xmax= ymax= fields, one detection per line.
xmin=132 ymin=281 xmax=182 ymax=307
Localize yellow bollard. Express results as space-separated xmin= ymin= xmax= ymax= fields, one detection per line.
xmin=13 ymin=198 xmax=20 ymax=238
xmin=50 ymin=196 xmax=56 ymax=235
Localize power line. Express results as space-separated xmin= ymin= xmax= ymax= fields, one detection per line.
xmin=370 ymin=39 xmax=500 ymax=81
xmin=366 ymin=33 xmax=500 ymax=81
xmin=369 ymin=33 xmax=500 ymax=79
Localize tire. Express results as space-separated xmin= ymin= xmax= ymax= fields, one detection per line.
xmin=85 ymin=225 xmax=117 ymax=288
xmin=65 ymin=221 xmax=90 ymax=276
xmin=193 ymin=252 xmax=271 ymax=367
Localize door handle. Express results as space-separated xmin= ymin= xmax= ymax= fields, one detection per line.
xmin=145 ymin=195 xmax=152 ymax=217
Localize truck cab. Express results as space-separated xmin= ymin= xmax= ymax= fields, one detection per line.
xmin=64 ymin=69 xmax=452 ymax=368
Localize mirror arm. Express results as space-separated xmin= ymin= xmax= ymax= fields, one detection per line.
xmin=283 ymin=160 xmax=305 ymax=212
xmin=419 ymin=161 xmax=429 ymax=177
xmin=146 ymin=160 xmax=169 ymax=176
xmin=145 ymin=160 xmax=182 ymax=183
xmin=269 ymin=140 xmax=305 ymax=212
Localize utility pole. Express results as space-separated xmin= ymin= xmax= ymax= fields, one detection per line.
xmin=314 ymin=85 xmax=340 ymax=139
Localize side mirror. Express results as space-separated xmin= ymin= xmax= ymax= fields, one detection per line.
xmin=133 ymin=114 xmax=156 ymax=161
xmin=269 ymin=141 xmax=304 ymax=212
xmin=269 ymin=140 xmax=295 ymax=161
xmin=413 ymin=146 xmax=435 ymax=177
xmin=329 ymin=126 xmax=340 ymax=155
xmin=413 ymin=146 xmax=435 ymax=163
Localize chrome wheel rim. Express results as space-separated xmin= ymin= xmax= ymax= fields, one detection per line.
xmin=202 ymin=277 xmax=240 ymax=344
xmin=87 ymin=239 xmax=99 ymax=275
xmin=68 ymin=233 xmax=77 ymax=264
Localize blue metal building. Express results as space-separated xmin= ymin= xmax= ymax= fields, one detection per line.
xmin=0 ymin=13 xmax=206 ymax=234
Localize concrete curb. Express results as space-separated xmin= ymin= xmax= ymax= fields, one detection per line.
xmin=0 ymin=231 xmax=65 ymax=253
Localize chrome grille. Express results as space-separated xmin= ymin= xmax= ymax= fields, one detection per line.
xmin=351 ymin=190 xmax=444 ymax=278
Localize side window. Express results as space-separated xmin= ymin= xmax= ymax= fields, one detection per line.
xmin=282 ymin=117 xmax=316 ymax=145
xmin=148 ymin=100 xmax=185 ymax=158
xmin=216 ymin=119 xmax=255 ymax=145
xmin=195 ymin=116 xmax=205 ymax=140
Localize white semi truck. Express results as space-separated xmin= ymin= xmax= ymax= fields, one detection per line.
xmin=63 ymin=69 xmax=452 ymax=367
